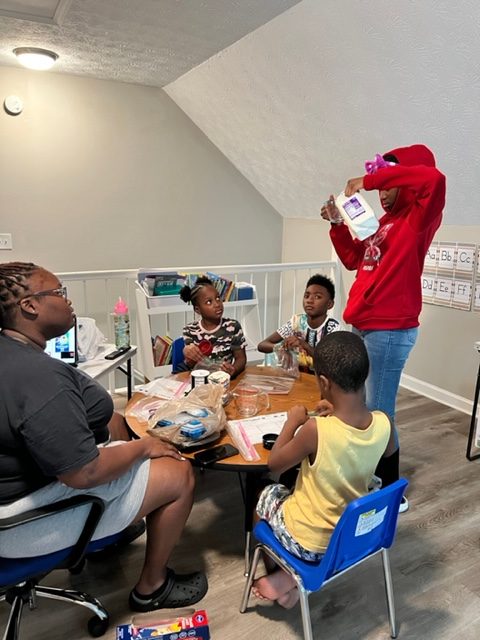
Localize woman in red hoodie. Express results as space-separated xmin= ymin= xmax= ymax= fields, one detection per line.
xmin=321 ymin=144 xmax=446 ymax=510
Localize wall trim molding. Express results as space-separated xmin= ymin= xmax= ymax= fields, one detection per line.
xmin=400 ymin=373 xmax=472 ymax=415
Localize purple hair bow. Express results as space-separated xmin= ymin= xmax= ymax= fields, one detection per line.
xmin=364 ymin=153 xmax=395 ymax=175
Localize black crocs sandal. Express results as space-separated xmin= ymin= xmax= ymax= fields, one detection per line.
xmin=129 ymin=568 xmax=208 ymax=612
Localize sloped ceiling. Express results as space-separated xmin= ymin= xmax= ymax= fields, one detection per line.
xmin=165 ymin=0 xmax=478 ymax=223
xmin=0 ymin=0 xmax=477 ymax=223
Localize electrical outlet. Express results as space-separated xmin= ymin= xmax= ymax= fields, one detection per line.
xmin=0 ymin=233 xmax=13 ymax=250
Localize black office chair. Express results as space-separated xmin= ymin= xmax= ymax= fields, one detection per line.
xmin=0 ymin=495 xmax=124 ymax=639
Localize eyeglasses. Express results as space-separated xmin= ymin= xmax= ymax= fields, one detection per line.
xmin=17 ymin=286 xmax=68 ymax=304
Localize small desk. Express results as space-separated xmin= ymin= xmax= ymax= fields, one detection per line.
xmin=79 ymin=344 xmax=137 ymax=399
xmin=125 ymin=366 xmax=319 ymax=571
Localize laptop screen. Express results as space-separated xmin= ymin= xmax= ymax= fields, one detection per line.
xmin=44 ymin=324 xmax=78 ymax=366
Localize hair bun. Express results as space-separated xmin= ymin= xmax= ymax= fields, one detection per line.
xmin=179 ymin=284 xmax=192 ymax=303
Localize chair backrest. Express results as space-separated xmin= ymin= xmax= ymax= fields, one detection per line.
xmin=316 ymin=478 xmax=408 ymax=586
xmin=0 ymin=495 xmax=106 ymax=587
xmin=171 ymin=337 xmax=185 ymax=373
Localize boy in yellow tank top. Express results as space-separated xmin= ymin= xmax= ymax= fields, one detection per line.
xmin=253 ymin=331 xmax=396 ymax=609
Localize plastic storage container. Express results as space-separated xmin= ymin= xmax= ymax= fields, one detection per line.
xmin=335 ymin=192 xmax=379 ymax=240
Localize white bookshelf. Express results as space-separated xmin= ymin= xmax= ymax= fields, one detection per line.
xmin=135 ymin=279 xmax=263 ymax=380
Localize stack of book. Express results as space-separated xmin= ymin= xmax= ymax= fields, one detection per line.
xmin=153 ymin=335 xmax=173 ymax=366
xmin=205 ymin=272 xmax=235 ymax=302
xmin=183 ymin=272 xmax=252 ymax=302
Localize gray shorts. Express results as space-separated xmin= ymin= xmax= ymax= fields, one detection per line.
xmin=0 ymin=443 xmax=150 ymax=558
xmin=256 ymin=483 xmax=323 ymax=562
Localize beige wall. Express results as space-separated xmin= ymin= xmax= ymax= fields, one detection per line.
xmin=0 ymin=67 xmax=282 ymax=272
xmin=283 ymin=218 xmax=479 ymax=406
xmin=408 ymin=225 xmax=479 ymax=403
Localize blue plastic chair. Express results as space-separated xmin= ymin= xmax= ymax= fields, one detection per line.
xmin=0 ymin=495 xmax=125 ymax=639
xmin=240 ymin=478 xmax=408 ymax=640
xmin=171 ymin=337 xmax=186 ymax=373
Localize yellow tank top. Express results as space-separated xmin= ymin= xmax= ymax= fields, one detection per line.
xmin=282 ymin=411 xmax=390 ymax=553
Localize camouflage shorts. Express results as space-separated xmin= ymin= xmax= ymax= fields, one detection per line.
xmin=256 ymin=483 xmax=323 ymax=562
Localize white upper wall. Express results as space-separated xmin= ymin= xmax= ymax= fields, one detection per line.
xmin=166 ymin=0 xmax=478 ymax=224
xmin=0 ymin=67 xmax=283 ymax=271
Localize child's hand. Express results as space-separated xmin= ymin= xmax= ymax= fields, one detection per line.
xmin=297 ymin=338 xmax=310 ymax=353
xmin=183 ymin=343 xmax=203 ymax=364
xmin=287 ymin=405 xmax=308 ymax=428
xmin=284 ymin=335 xmax=301 ymax=350
xmin=314 ymin=399 xmax=334 ymax=417
xmin=220 ymin=361 xmax=235 ymax=376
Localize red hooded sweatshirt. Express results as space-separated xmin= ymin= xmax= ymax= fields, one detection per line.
xmin=330 ymin=144 xmax=446 ymax=330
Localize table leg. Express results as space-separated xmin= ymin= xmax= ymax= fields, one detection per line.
xmin=127 ymin=356 xmax=132 ymax=400
xmin=466 ymin=362 xmax=480 ymax=460
xmin=119 ymin=358 xmax=133 ymax=400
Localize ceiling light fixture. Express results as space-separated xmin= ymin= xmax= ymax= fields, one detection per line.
xmin=13 ymin=47 xmax=59 ymax=71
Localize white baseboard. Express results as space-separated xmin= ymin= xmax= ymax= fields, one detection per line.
xmin=400 ymin=373 xmax=473 ymax=416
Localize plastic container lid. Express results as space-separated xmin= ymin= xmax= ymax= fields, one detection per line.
xmin=114 ymin=297 xmax=129 ymax=314
xmin=198 ymin=340 xmax=213 ymax=356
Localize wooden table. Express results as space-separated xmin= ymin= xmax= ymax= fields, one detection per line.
xmin=126 ymin=366 xmax=319 ymax=460
xmin=125 ymin=366 xmax=319 ymax=572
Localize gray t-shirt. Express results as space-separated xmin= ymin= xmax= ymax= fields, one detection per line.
xmin=0 ymin=333 xmax=113 ymax=505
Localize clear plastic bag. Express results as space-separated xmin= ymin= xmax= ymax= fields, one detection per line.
xmin=271 ymin=343 xmax=300 ymax=378
xmin=147 ymin=383 xmax=226 ymax=448
xmin=192 ymin=357 xmax=223 ymax=374
xmin=76 ymin=317 xmax=107 ymax=362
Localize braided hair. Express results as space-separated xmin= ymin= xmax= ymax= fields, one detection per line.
xmin=0 ymin=262 xmax=40 ymax=328
xmin=179 ymin=276 xmax=214 ymax=306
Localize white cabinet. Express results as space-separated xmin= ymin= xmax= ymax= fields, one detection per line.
xmin=135 ymin=280 xmax=263 ymax=380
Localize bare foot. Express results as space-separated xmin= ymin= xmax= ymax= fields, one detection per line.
xmin=252 ymin=569 xmax=297 ymax=601
xmin=252 ymin=585 xmax=268 ymax=601
xmin=277 ymin=587 xmax=299 ymax=609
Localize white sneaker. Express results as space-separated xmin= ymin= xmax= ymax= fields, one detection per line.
xmin=368 ymin=474 xmax=382 ymax=492
xmin=399 ymin=496 xmax=409 ymax=513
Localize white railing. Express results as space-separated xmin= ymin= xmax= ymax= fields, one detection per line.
xmin=59 ymin=261 xmax=343 ymax=383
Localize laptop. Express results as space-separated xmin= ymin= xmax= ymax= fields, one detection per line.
xmin=44 ymin=323 xmax=78 ymax=366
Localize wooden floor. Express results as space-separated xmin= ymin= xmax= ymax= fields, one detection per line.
xmin=2 ymin=388 xmax=478 ymax=640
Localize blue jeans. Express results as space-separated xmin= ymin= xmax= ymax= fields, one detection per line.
xmin=354 ymin=328 xmax=418 ymax=450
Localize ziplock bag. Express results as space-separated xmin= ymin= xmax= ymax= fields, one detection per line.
xmin=147 ymin=383 xmax=226 ymax=448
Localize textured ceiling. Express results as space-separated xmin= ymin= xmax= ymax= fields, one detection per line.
xmin=166 ymin=0 xmax=480 ymax=223
xmin=0 ymin=0 xmax=301 ymax=86
xmin=1 ymin=0 xmax=477 ymax=224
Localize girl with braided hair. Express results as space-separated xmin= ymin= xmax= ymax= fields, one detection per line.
xmin=179 ymin=275 xmax=247 ymax=378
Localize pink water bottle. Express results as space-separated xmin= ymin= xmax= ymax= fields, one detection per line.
xmin=113 ymin=297 xmax=130 ymax=349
